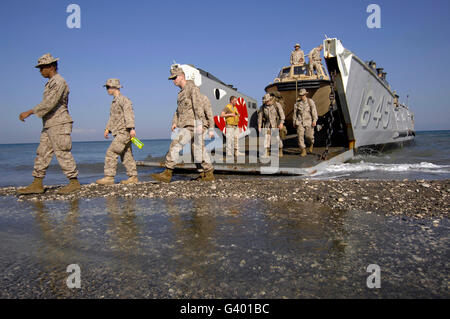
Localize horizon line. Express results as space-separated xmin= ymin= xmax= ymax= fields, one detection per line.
xmin=0 ymin=129 xmax=449 ymax=145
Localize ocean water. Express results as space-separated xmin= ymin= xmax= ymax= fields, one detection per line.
xmin=313 ymin=130 xmax=450 ymax=180
xmin=0 ymin=139 xmax=171 ymax=187
xmin=0 ymin=131 xmax=448 ymax=187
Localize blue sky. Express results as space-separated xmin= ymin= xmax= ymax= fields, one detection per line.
xmin=1 ymin=0 xmax=449 ymax=143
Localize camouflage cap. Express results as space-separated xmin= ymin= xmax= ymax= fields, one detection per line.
xmin=103 ymin=78 xmax=123 ymax=89
xmin=35 ymin=53 xmax=59 ymax=68
xmin=263 ymin=93 xmax=272 ymax=103
xmin=168 ymin=65 xmax=185 ymax=80
xmin=298 ymin=88 xmax=308 ymax=96
xmin=294 ymin=43 xmax=301 ymax=48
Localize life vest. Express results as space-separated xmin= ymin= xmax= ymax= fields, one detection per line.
xmin=225 ymin=104 xmax=239 ymax=126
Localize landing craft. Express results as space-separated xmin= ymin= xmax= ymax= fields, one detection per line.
xmin=322 ymin=38 xmax=415 ymax=149
xmin=265 ymin=38 xmax=415 ymax=154
xmin=138 ymin=38 xmax=415 ymax=175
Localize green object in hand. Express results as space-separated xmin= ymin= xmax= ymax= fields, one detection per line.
xmin=131 ymin=137 xmax=144 ymax=149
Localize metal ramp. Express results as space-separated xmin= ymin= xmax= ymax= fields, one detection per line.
xmin=136 ymin=147 xmax=354 ymax=176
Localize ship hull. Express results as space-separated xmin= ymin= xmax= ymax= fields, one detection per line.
xmin=324 ymin=38 xmax=415 ymax=149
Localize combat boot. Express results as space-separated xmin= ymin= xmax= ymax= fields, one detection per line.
xmin=96 ymin=176 xmax=115 ymax=185
xmin=151 ymin=168 xmax=173 ymax=183
xmin=261 ymin=148 xmax=270 ymax=158
xmin=58 ymin=178 xmax=81 ymax=195
xmin=235 ymin=150 xmax=245 ymax=157
xmin=300 ymin=148 xmax=307 ymax=157
xmin=17 ymin=177 xmax=44 ymax=195
xmin=120 ymin=176 xmax=139 ymax=185
xmin=308 ymin=145 xmax=314 ymax=154
xmin=203 ymin=170 xmax=215 ymax=181
xmin=192 ymin=172 xmax=205 ymax=181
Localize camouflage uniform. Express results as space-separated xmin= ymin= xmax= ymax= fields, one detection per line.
xmin=290 ymin=49 xmax=305 ymax=65
xmin=165 ymin=80 xmax=214 ymax=172
xmin=258 ymin=97 xmax=285 ymax=149
xmin=294 ymin=97 xmax=318 ymax=149
xmin=104 ymin=94 xmax=137 ymax=177
xmin=32 ymin=73 xmax=78 ymax=179
xmin=271 ymin=92 xmax=288 ymax=140
xmin=309 ymin=47 xmax=325 ymax=77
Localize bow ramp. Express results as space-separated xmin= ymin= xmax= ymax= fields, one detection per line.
xmin=137 ymin=146 xmax=354 ymax=176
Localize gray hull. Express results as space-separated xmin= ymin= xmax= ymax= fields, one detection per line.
xmin=176 ymin=64 xmax=258 ymax=137
xmin=324 ymin=38 xmax=415 ymax=149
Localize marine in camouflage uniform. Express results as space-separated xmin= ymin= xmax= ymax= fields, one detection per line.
xmin=293 ymin=89 xmax=318 ymax=157
xmin=258 ymin=94 xmax=285 ymax=157
xmin=18 ymin=54 xmax=80 ymax=195
xmin=151 ymin=66 xmax=215 ymax=183
xmin=96 ymin=79 xmax=138 ymax=185
xmin=308 ymin=44 xmax=325 ymax=78
xmin=290 ymin=43 xmax=305 ymax=65
xmin=270 ymin=91 xmax=288 ymax=142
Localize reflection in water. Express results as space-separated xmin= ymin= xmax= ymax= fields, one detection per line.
xmin=33 ymin=200 xmax=80 ymax=297
xmin=261 ymin=201 xmax=350 ymax=282
xmin=12 ymin=196 xmax=444 ymax=298
xmin=165 ymin=199 xmax=220 ymax=292
xmin=106 ymin=197 xmax=139 ymax=258
xmin=105 ymin=197 xmax=142 ymax=297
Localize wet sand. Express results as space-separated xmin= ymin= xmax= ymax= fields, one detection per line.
xmin=1 ymin=177 xmax=448 ymax=219
xmin=0 ymin=178 xmax=448 ymax=298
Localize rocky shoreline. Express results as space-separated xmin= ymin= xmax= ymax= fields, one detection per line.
xmin=1 ymin=178 xmax=448 ymax=220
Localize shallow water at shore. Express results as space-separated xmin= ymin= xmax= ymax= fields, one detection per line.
xmin=0 ymin=131 xmax=449 ymax=187
xmin=0 ymin=196 xmax=448 ymax=298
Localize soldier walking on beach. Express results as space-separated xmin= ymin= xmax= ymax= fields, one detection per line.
xmin=96 ymin=79 xmax=138 ymax=185
xmin=290 ymin=43 xmax=305 ymax=66
xmin=17 ymin=54 xmax=80 ymax=195
xmin=308 ymin=44 xmax=325 ymax=78
xmin=151 ymin=65 xmax=215 ymax=183
xmin=220 ymin=96 xmax=244 ymax=158
xmin=258 ymin=94 xmax=285 ymax=158
xmin=293 ymin=89 xmax=318 ymax=157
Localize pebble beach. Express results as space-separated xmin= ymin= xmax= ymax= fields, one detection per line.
xmin=2 ymin=177 xmax=448 ymax=219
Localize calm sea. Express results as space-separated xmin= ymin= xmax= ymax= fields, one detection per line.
xmin=0 ymin=131 xmax=448 ymax=187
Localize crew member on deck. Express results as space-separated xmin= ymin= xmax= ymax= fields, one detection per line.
xmin=308 ymin=44 xmax=325 ymax=79
xmin=290 ymin=43 xmax=305 ymax=66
